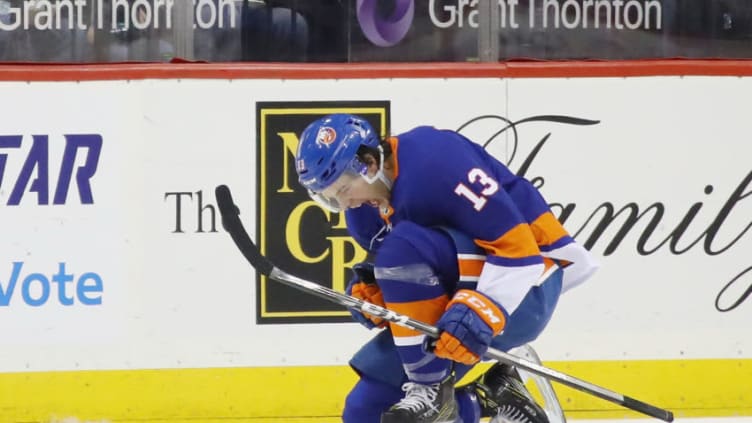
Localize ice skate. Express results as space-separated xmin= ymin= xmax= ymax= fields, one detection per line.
xmin=381 ymin=373 xmax=458 ymax=423
xmin=483 ymin=363 xmax=550 ymax=423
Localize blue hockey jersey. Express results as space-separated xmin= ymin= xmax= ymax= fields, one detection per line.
xmin=346 ymin=126 xmax=575 ymax=316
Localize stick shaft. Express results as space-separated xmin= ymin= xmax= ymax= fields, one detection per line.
xmin=272 ymin=266 xmax=672 ymax=422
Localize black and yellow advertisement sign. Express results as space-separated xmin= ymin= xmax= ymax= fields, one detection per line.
xmin=256 ymin=101 xmax=390 ymax=324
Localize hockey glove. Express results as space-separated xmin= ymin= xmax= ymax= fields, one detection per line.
xmin=345 ymin=262 xmax=387 ymax=329
xmin=433 ymin=289 xmax=507 ymax=365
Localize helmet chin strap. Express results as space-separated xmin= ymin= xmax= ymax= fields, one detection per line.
xmin=361 ymin=145 xmax=392 ymax=190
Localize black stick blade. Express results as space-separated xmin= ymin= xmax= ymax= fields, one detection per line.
xmin=214 ymin=185 xmax=274 ymax=276
xmin=623 ymin=396 xmax=674 ymax=422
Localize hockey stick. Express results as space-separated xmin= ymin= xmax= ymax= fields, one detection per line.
xmin=215 ymin=184 xmax=674 ymax=422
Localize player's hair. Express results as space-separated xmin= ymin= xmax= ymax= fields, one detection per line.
xmin=356 ymin=137 xmax=392 ymax=167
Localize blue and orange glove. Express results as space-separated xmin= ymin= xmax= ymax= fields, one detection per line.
xmin=345 ymin=262 xmax=387 ymax=329
xmin=433 ymin=289 xmax=507 ymax=365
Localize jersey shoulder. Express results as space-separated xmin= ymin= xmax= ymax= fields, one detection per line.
xmin=391 ymin=127 xmax=502 ymax=219
xmin=395 ymin=126 xmax=486 ymax=177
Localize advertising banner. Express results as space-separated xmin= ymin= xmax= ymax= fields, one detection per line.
xmin=1 ymin=76 xmax=750 ymax=370
xmin=254 ymin=101 xmax=390 ymax=324
xmin=1 ymin=0 xmax=752 ymax=63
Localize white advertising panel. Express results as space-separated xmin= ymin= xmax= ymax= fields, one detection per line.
xmin=0 ymin=76 xmax=748 ymax=374
xmin=506 ymin=77 xmax=750 ymax=360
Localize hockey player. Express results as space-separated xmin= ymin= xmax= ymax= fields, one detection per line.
xmin=294 ymin=114 xmax=599 ymax=423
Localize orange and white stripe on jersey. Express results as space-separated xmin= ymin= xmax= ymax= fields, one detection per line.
xmin=458 ymin=253 xmax=485 ymax=285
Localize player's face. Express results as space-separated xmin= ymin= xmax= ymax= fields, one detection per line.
xmin=320 ymin=166 xmax=390 ymax=210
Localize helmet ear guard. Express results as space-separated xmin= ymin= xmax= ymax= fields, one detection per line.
xmin=360 ymin=144 xmax=392 ymax=189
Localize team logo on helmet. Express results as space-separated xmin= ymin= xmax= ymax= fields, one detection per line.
xmin=315 ymin=127 xmax=337 ymax=146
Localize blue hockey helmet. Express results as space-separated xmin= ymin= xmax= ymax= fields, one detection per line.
xmin=295 ymin=113 xmax=379 ymax=196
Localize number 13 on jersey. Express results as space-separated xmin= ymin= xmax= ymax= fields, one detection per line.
xmin=454 ymin=168 xmax=500 ymax=211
